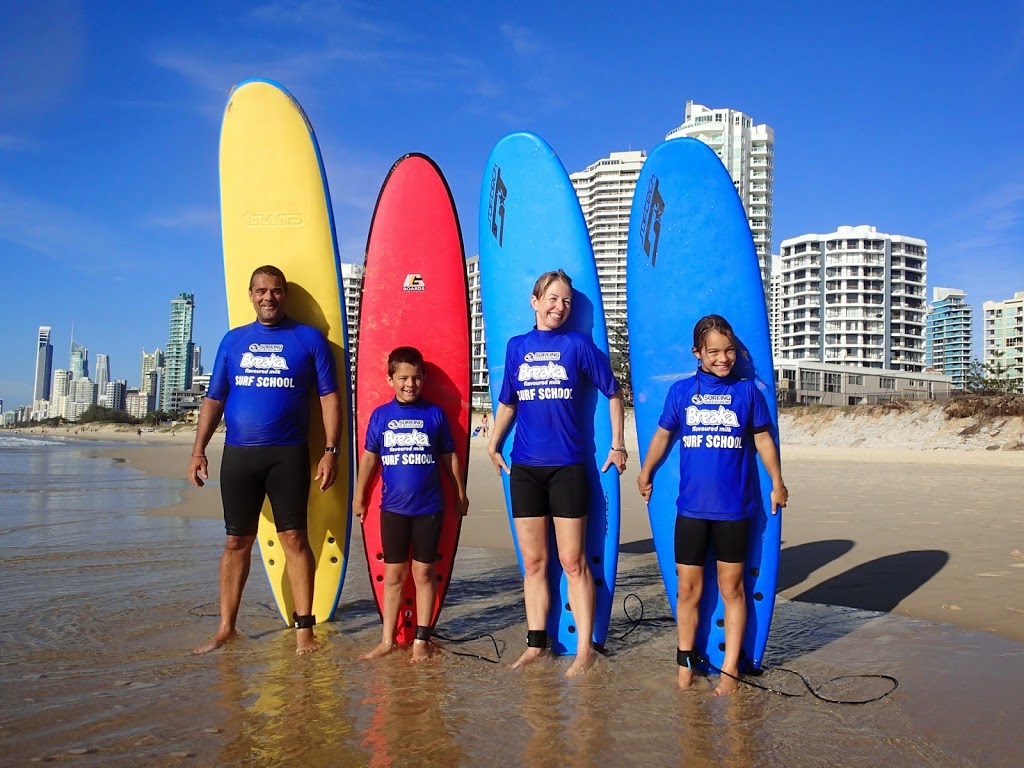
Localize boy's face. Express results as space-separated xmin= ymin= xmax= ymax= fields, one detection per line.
xmin=693 ymin=329 xmax=736 ymax=377
xmin=388 ymin=362 xmax=424 ymax=403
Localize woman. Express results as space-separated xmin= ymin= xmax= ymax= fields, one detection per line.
xmin=487 ymin=269 xmax=626 ymax=677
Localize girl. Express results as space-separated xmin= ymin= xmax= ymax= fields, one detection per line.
xmin=487 ymin=269 xmax=626 ymax=677
xmin=636 ymin=314 xmax=787 ymax=695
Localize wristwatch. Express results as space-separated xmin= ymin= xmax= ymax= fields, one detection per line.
xmin=324 ymin=446 xmax=339 ymax=454
xmin=611 ymin=446 xmax=628 ymax=453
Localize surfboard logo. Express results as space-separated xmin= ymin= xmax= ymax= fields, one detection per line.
xmin=640 ymin=176 xmax=666 ymax=266
xmin=242 ymin=211 xmax=304 ymax=228
xmin=488 ymin=165 xmax=508 ymax=247
xmin=403 ymin=274 xmax=426 ymax=292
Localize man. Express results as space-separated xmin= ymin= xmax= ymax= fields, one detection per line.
xmin=189 ymin=265 xmax=341 ymax=656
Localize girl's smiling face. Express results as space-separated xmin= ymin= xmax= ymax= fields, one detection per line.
xmin=694 ymin=329 xmax=737 ymax=377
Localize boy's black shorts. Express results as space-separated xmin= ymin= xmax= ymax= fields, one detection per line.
xmin=675 ymin=515 xmax=750 ymax=566
xmin=509 ymin=463 xmax=588 ymax=519
xmin=380 ymin=509 xmax=443 ymax=564
xmin=220 ymin=443 xmax=310 ymax=537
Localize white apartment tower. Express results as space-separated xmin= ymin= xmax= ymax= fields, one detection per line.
xmin=665 ymin=101 xmax=775 ymax=277
xmin=340 ymin=262 xmax=364 ymax=385
xmin=926 ymin=288 xmax=973 ymax=390
xmin=777 ymin=225 xmax=927 ymax=371
xmin=465 ymin=255 xmax=490 ymax=409
xmin=982 ymin=291 xmax=1024 ymax=392
xmin=569 ymin=150 xmax=646 ymax=352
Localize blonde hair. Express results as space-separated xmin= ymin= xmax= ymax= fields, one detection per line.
xmin=532 ymin=269 xmax=573 ymax=298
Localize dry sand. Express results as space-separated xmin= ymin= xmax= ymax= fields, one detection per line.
xmin=27 ymin=407 xmax=1024 ymax=644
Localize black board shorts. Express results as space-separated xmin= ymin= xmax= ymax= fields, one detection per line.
xmin=510 ymin=463 xmax=588 ymax=519
xmin=380 ymin=509 xmax=443 ymax=564
xmin=675 ymin=515 xmax=750 ymax=566
xmin=220 ymin=443 xmax=310 ymax=537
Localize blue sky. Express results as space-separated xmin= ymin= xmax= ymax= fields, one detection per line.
xmin=3 ymin=0 xmax=1023 ymax=409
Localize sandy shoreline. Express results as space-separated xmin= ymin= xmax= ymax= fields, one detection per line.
xmin=16 ymin=418 xmax=1024 ymax=645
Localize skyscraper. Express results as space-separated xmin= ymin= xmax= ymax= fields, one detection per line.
xmin=777 ymin=225 xmax=927 ymax=371
xmin=94 ymin=353 xmax=110 ymax=393
xmin=34 ymin=326 xmax=53 ymax=402
xmin=141 ymin=348 xmax=163 ymax=411
xmin=162 ymin=293 xmax=195 ymax=411
xmin=569 ymin=151 xmax=646 ymax=354
xmin=70 ymin=338 xmax=88 ymax=381
xmin=665 ymin=101 xmax=775 ymax=278
xmin=982 ymin=291 xmax=1024 ymax=393
xmin=341 ymin=263 xmax=364 ymax=385
xmin=926 ymin=288 xmax=972 ymax=390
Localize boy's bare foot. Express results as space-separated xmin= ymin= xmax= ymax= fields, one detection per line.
xmin=360 ymin=640 xmax=398 ymax=660
xmin=296 ymin=628 xmax=320 ymax=656
xmin=192 ymin=628 xmax=237 ymax=655
xmin=410 ymin=639 xmax=436 ymax=664
xmin=510 ymin=646 xmax=547 ymax=670
xmin=713 ymin=668 xmax=741 ymax=696
xmin=565 ymin=649 xmax=596 ymax=678
xmin=677 ymin=666 xmax=694 ymax=690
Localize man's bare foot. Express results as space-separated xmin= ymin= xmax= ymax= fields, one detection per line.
xmin=677 ymin=666 xmax=694 ymax=690
xmin=360 ymin=640 xmax=398 ymax=660
xmin=410 ymin=639 xmax=436 ymax=664
xmin=713 ymin=669 xmax=741 ymax=696
xmin=295 ymin=628 xmax=320 ymax=656
xmin=565 ymin=649 xmax=596 ymax=678
xmin=510 ymin=646 xmax=547 ymax=670
xmin=192 ymin=628 xmax=237 ymax=655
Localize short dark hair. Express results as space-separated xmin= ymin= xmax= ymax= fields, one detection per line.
xmin=532 ymin=269 xmax=573 ymax=299
xmin=249 ymin=265 xmax=288 ymax=291
xmin=388 ymin=346 xmax=424 ymax=376
xmin=692 ymin=314 xmax=736 ymax=351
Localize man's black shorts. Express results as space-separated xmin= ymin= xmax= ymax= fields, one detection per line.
xmin=510 ymin=463 xmax=588 ymax=519
xmin=675 ymin=515 xmax=750 ymax=566
xmin=380 ymin=510 xmax=443 ymax=564
xmin=220 ymin=443 xmax=310 ymax=537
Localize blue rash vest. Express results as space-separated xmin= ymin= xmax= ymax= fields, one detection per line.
xmin=658 ymin=367 xmax=772 ymax=522
xmin=206 ymin=317 xmax=338 ymax=447
xmin=498 ymin=327 xmax=620 ymax=467
xmin=364 ymin=398 xmax=455 ymax=516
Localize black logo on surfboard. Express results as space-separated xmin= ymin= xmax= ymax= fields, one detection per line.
xmin=640 ymin=176 xmax=665 ymax=266
xmin=488 ymin=166 xmax=508 ymax=247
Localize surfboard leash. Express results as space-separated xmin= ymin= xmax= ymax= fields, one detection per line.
xmin=613 ymin=593 xmax=900 ymax=704
xmin=431 ymin=630 xmax=505 ymax=664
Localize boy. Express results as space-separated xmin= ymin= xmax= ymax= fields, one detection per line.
xmin=355 ymin=346 xmax=469 ymax=663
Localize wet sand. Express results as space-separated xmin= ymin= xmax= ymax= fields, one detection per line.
xmin=95 ymin=427 xmax=1024 ymax=645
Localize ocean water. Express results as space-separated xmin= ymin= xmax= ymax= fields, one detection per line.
xmin=1 ymin=435 xmax=1021 ymax=767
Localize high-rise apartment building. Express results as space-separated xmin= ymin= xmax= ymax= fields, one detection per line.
xmin=94 ymin=353 xmax=110 ymax=393
xmin=926 ymin=288 xmax=972 ymax=390
xmin=569 ymin=151 xmax=646 ymax=353
xmin=341 ymin=263 xmax=364 ymax=384
xmin=162 ymin=293 xmax=195 ymax=412
xmin=34 ymin=326 xmax=53 ymax=402
xmin=190 ymin=345 xmax=202 ymax=378
xmin=141 ymin=348 xmax=163 ymax=411
xmin=982 ymin=291 xmax=1024 ymax=393
xmin=665 ymin=101 xmax=775 ymax=276
xmin=465 ymin=256 xmax=490 ymax=409
xmin=70 ymin=337 xmax=88 ymax=380
xmin=777 ymin=225 xmax=927 ymax=371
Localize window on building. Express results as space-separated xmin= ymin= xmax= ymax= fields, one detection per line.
xmin=880 ymin=377 xmax=895 ymax=390
xmin=801 ymin=371 xmax=821 ymax=391
xmin=848 ymin=374 xmax=864 ymax=385
xmin=824 ymin=373 xmax=842 ymax=393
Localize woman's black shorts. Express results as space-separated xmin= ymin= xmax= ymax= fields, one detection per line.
xmin=509 ymin=463 xmax=588 ymax=519
xmin=675 ymin=515 xmax=750 ymax=566
xmin=220 ymin=443 xmax=310 ymax=537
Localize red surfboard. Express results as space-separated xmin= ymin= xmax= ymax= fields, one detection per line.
xmin=357 ymin=153 xmax=470 ymax=645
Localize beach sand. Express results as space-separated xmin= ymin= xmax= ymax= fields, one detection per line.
xmin=85 ymin=418 xmax=1024 ymax=645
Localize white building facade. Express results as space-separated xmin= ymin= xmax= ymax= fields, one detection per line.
xmin=777 ymin=225 xmax=927 ymax=372
xmin=341 ymin=262 xmax=364 ymax=385
xmin=982 ymin=291 xmax=1024 ymax=393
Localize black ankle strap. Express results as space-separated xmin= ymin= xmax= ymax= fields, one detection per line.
xmin=677 ymin=649 xmax=699 ymax=668
xmin=292 ymin=613 xmax=316 ymax=630
xmin=415 ymin=625 xmax=432 ymax=642
xmin=527 ymin=629 xmax=547 ymax=648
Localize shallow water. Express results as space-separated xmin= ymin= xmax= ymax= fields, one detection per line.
xmin=1 ymin=437 xmax=1021 ymax=767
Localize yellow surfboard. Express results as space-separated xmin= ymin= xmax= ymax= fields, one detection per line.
xmin=219 ymin=78 xmax=352 ymax=624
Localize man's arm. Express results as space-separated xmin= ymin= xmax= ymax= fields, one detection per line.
xmin=188 ymin=397 xmax=226 ymax=488
xmin=753 ymin=430 xmax=788 ymax=515
xmin=352 ymin=450 xmax=379 ymax=522
xmin=315 ymin=391 xmax=342 ymax=492
xmin=636 ymin=427 xmax=674 ymax=502
xmin=440 ymin=452 xmax=469 ymax=517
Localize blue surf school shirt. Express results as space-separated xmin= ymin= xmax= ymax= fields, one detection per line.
xmin=658 ymin=368 xmax=772 ymax=521
xmin=206 ymin=318 xmax=338 ymax=447
xmin=364 ymin=398 xmax=455 ymax=516
xmin=498 ymin=328 xmax=619 ymax=466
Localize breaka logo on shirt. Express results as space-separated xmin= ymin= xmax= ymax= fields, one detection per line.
xmin=383 ymin=429 xmax=431 ymax=448
xmin=518 ymin=361 xmax=568 ymax=383
xmin=240 ymin=352 xmax=289 ymax=371
xmin=685 ymin=405 xmax=739 ymax=428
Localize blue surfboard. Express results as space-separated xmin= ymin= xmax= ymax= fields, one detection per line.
xmin=627 ymin=137 xmax=780 ymax=672
xmin=478 ymin=131 xmax=620 ymax=656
